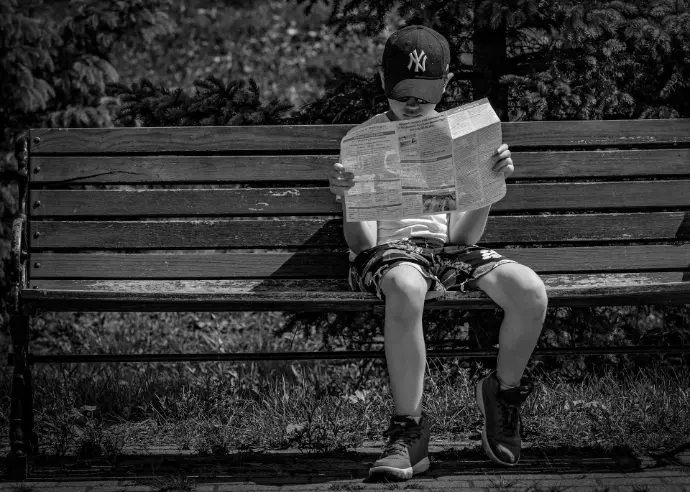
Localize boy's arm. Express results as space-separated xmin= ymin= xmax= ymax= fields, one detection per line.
xmin=341 ymin=202 xmax=377 ymax=254
xmin=447 ymin=204 xmax=491 ymax=246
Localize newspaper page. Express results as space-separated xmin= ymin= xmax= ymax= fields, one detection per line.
xmin=339 ymin=98 xmax=505 ymax=222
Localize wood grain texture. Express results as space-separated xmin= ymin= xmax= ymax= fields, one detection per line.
xmin=28 ymin=272 xmax=690 ymax=293
xmin=28 ymin=212 xmax=690 ymax=249
xmin=30 ymin=188 xmax=340 ymax=217
xmin=30 ymin=218 xmax=346 ymax=249
xmin=31 ymin=155 xmax=336 ymax=184
xmin=30 ymin=149 xmax=690 ymax=184
xmin=29 ymin=119 xmax=690 ymax=154
xmin=21 ymin=275 xmax=690 ymax=311
xmin=29 ymin=180 xmax=690 ymax=217
xmin=28 ymin=244 xmax=690 ymax=279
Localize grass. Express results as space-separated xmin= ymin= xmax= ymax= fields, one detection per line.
xmin=136 ymin=474 xmax=196 ymax=492
xmin=0 ymin=310 xmax=688 ymax=461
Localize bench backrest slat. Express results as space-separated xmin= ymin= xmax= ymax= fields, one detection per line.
xmin=30 ymin=149 xmax=690 ymax=184
xmin=29 ymin=245 xmax=690 ymax=279
xmin=28 ymin=212 xmax=690 ymax=249
xmin=29 ymin=181 xmax=690 ymax=217
xmin=30 ymin=120 xmax=690 ymax=153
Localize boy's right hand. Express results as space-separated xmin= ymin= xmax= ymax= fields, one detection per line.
xmin=329 ymin=162 xmax=355 ymax=197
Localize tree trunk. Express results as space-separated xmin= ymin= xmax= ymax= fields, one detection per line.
xmin=473 ymin=8 xmax=508 ymax=120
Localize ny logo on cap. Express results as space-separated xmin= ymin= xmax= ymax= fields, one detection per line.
xmin=407 ymin=49 xmax=427 ymax=72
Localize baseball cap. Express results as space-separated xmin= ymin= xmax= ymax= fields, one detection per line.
xmin=381 ymin=25 xmax=451 ymax=104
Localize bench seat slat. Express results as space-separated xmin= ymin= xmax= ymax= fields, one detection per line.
xmin=21 ymin=275 xmax=690 ymax=311
xmin=29 ymin=181 xmax=690 ymax=217
xmin=29 ymin=120 xmax=690 ymax=154
xmin=29 ymin=245 xmax=690 ymax=279
xmin=27 ymin=272 xmax=690 ymax=292
xmin=28 ymin=212 xmax=690 ymax=249
xmin=30 ymin=149 xmax=690 ymax=184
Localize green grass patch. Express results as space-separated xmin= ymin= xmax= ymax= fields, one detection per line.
xmin=0 ymin=309 xmax=688 ymax=460
xmin=1 ymin=354 xmax=687 ymax=459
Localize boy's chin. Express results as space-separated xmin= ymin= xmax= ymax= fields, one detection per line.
xmin=393 ymin=110 xmax=434 ymax=120
xmin=393 ymin=112 xmax=423 ymax=120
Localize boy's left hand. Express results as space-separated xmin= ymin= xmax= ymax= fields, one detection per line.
xmin=492 ymin=143 xmax=514 ymax=178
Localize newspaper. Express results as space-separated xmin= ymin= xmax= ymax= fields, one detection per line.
xmin=338 ymin=98 xmax=505 ymax=222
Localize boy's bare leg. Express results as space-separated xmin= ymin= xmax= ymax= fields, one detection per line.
xmin=496 ymin=307 xmax=546 ymax=387
xmin=467 ymin=262 xmax=546 ymax=466
xmin=466 ymin=263 xmax=547 ymax=386
xmin=380 ymin=265 xmax=431 ymax=417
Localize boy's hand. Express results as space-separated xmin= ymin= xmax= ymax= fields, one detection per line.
xmin=329 ymin=162 xmax=355 ymax=197
xmin=492 ymin=143 xmax=514 ymax=179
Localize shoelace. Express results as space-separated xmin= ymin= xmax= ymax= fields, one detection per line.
xmin=498 ymin=398 xmax=522 ymax=437
xmin=381 ymin=420 xmax=422 ymax=458
xmin=497 ymin=384 xmax=533 ymax=438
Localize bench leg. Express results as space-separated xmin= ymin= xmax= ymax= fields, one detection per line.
xmin=7 ymin=314 xmax=35 ymax=479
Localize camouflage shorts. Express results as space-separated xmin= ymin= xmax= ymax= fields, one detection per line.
xmin=348 ymin=237 xmax=518 ymax=301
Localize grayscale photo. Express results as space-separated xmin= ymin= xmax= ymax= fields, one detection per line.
xmin=2 ymin=0 xmax=688 ymax=488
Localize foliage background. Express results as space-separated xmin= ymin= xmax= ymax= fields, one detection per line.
xmin=1 ymin=0 xmax=689 ymax=393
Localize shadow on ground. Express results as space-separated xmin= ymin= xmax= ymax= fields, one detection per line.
xmin=0 ymin=444 xmax=677 ymax=484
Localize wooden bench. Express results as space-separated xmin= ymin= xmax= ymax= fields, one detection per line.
xmin=5 ymin=118 xmax=690 ymax=478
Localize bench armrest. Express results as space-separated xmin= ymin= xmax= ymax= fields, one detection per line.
xmin=9 ymin=216 xmax=27 ymax=314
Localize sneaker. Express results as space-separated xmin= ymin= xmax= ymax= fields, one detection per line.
xmin=475 ymin=371 xmax=534 ymax=466
xmin=368 ymin=414 xmax=430 ymax=481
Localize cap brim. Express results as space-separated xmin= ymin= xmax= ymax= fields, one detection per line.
xmin=386 ymin=78 xmax=444 ymax=104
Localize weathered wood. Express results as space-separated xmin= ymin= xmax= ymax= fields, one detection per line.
xmin=504 ymin=181 xmax=690 ymax=211
xmin=16 ymin=119 xmax=690 ymax=477
xmin=28 ymin=245 xmax=690 ymax=279
xmin=502 ymin=119 xmax=690 ymax=148
xmin=28 ymin=212 xmax=690 ymax=250
xmin=30 ymin=188 xmax=340 ymax=217
xmin=20 ymin=276 xmax=690 ymax=311
xmin=29 ymin=180 xmax=690 ymax=217
xmin=30 ymin=149 xmax=690 ymax=184
xmin=29 ymin=120 xmax=690 ymax=154
xmin=30 ymin=218 xmax=345 ymax=249
xmin=27 ymin=271 xmax=690 ymax=293
xmin=31 ymin=155 xmax=337 ymax=184
xmin=511 ymin=149 xmax=690 ymax=179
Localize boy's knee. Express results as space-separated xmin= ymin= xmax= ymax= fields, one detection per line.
xmin=519 ymin=278 xmax=548 ymax=319
xmin=381 ymin=264 xmax=429 ymax=309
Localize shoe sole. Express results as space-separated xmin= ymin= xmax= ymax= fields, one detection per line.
xmin=368 ymin=457 xmax=430 ymax=481
xmin=475 ymin=377 xmax=518 ymax=467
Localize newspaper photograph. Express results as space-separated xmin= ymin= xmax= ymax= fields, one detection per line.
xmin=339 ymin=98 xmax=505 ymax=222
